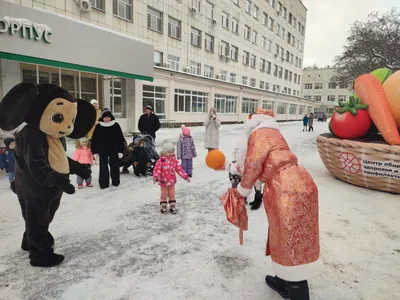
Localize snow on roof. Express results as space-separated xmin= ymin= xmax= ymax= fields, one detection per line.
xmin=31 ymin=7 xmax=151 ymax=46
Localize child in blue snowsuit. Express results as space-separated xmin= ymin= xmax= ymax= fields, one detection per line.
xmin=303 ymin=114 xmax=309 ymax=131
xmin=0 ymin=137 xmax=16 ymax=186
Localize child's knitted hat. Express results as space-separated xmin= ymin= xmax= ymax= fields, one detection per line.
xmin=134 ymin=137 xmax=142 ymax=145
xmin=162 ymin=142 xmax=175 ymax=154
xmin=182 ymin=126 xmax=190 ymax=136
xmin=80 ymin=137 xmax=88 ymax=143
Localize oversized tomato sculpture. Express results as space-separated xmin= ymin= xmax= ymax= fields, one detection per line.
xmin=329 ymin=96 xmax=372 ymax=139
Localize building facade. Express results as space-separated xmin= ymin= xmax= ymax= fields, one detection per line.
xmin=1 ymin=0 xmax=314 ymax=132
xmin=301 ymin=67 xmax=352 ymax=114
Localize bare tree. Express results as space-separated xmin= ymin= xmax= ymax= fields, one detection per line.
xmin=334 ymin=8 xmax=400 ymax=84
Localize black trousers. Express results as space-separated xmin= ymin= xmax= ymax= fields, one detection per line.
xmin=99 ymin=152 xmax=120 ymax=188
xmin=18 ymin=190 xmax=62 ymax=259
xmin=134 ymin=163 xmax=147 ymax=176
xmin=308 ymin=126 xmax=314 ymax=132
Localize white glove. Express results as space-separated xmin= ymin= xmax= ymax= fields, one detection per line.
xmin=118 ymin=153 xmax=123 ymax=158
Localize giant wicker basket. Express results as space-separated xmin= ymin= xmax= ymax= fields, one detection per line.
xmin=317 ymin=133 xmax=400 ymax=194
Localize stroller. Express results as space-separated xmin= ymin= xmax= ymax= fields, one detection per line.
xmin=132 ymin=133 xmax=159 ymax=175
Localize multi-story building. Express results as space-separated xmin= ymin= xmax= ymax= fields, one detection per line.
xmin=301 ymin=67 xmax=352 ymax=115
xmin=0 ymin=0 xmax=314 ymax=132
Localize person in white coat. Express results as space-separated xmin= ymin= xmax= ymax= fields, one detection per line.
xmin=204 ymin=107 xmax=220 ymax=152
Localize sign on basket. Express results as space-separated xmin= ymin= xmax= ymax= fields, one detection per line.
xmin=338 ymin=152 xmax=361 ymax=174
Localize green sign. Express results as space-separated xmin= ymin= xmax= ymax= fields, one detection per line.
xmin=0 ymin=16 xmax=52 ymax=43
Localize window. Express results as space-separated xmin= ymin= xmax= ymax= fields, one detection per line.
xmin=143 ymin=85 xmax=166 ymax=119
xmin=276 ymin=23 xmax=281 ymax=36
xmin=222 ymin=12 xmax=229 ymax=28
xmin=315 ymin=83 xmax=323 ymax=90
xmin=293 ymin=17 xmax=297 ymax=29
xmin=286 ymin=50 xmax=290 ymax=62
xmin=205 ymin=1 xmax=214 ymax=19
xmin=338 ymin=95 xmax=347 ymax=101
xmin=298 ymin=21 xmax=302 ymax=33
xmin=242 ymin=98 xmax=258 ymax=114
xmin=90 ymin=0 xmax=104 ymax=10
xmin=243 ymin=51 xmax=250 ymax=65
xmin=327 ymin=95 xmax=336 ymax=102
xmin=242 ymin=76 xmax=248 ymax=85
xmin=297 ymin=75 xmax=301 ymax=84
xmin=268 ymin=17 xmax=274 ymax=31
xmin=289 ymin=13 xmax=293 ymax=25
xmin=262 ymin=101 xmax=273 ymax=110
xmin=260 ymin=81 xmax=265 ymax=89
xmin=267 ymin=39 xmax=272 ymax=52
xmin=287 ymin=32 xmax=291 ymax=44
xmin=253 ymin=5 xmax=259 ymax=19
xmin=280 ymin=46 xmax=284 ymax=58
xmin=289 ymin=104 xmax=297 ymax=115
xmin=281 ymin=27 xmax=285 ymax=39
xmin=277 ymin=1 xmax=282 ymax=13
xmin=245 ymin=0 xmax=251 ymax=14
xmin=214 ymin=94 xmax=237 ymax=114
xmin=113 ymin=0 xmax=132 ymax=20
xmin=290 ymin=53 xmax=294 ymax=64
xmin=252 ymin=31 xmax=257 ymax=44
xmin=299 ymin=59 xmax=302 ymax=68
xmin=273 ymin=65 xmax=278 ymax=77
xmin=233 ymin=0 xmax=239 ymax=5
xmin=230 ymin=73 xmax=236 ymax=83
xmin=263 ymin=12 xmax=268 ymax=26
xmin=231 ymin=45 xmax=239 ymax=61
xmin=273 ymin=84 xmax=277 ymax=92
xmin=232 ymin=18 xmax=239 ymax=34
xmin=191 ymin=27 xmax=201 ymax=47
xmin=304 ymin=96 xmax=312 ymax=100
xmin=288 ymin=88 xmax=292 ymax=94
xmin=250 ymin=78 xmax=256 ymax=87
xmin=279 ymin=67 xmax=283 ymax=78
xmin=304 ymin=83 xmax=312 ymax=90
xmin=299 ymin=105 xmax=305 ymax=115
xmin=167 ymin=55 xmax=180 ymax=71
xmin=220 ymin=41 xmax=229 ymax=56
xmin=262 ymin=36 xmax=267 ymax=49
xmin=277 ymin=103 xmax=287 ymax=114
xmin=190 ymin=61 xmax=201 ymax=75
xmin=339 ymin=83 xmax=347 ymax=89
xmin=265 ymin=82 xmax=270 ymax=90
xmin=219 ymin=70 xmax=227 ymax=81
xmin=329 ymin=82 xmax=337 ymax=89
xmin=283 ymin=87 xmax=287 ymax=94
xmin=294 ymin=73 xmax=297 ymax=83
xmin=282 ymin=6 xmax=287 ymax=19
xmin=110 ymin=78 xmax=125 ymax=117
xmin=174 ymin=89 xmax=208 ymax=113
xmin=205 ymin=34 xmax=214 ymax=52
xmin=204 ymin=65 xmax=214 ymax=78
xmin=192 ymin=0 xmax=201 ymax=12
xmin=314 ymin=96 xmax=321 ymax=102
xmin=266 ymin=61 xmax=271 ymax=74
xmin=284 ymin=69 xmax=289 ymax=80
xmin=147 ymin=7 xmax=162 ymax=32
xmin=289 ymin=71 xmax=292 ymax=82
xmin=153 ymin=51 xmax=163 ymax=66
xmin=168 ymin=17 xmax=181 ymax=39
xmin=269 ymin=0 xmax=275 ymax=8
xmin=260 ymin=59 xmax=266 ymax=72
xmin=244 ymin=25 xmax=251 ymax=40
xmin=251 ymin=55 xmax=256 ymax=68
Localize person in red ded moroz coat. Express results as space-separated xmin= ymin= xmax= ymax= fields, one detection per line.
xmin=235 ymin=108 xmax=324 ymax=300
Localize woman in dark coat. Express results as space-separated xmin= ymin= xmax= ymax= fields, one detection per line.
xmin=91 ymin=111 xmax=125 ymax=189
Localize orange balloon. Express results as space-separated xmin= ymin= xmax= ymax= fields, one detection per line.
xmin=383 ymin=70 xmax=400 ymax=129
xmin=205 ymin=150 xmax=226 ymax=170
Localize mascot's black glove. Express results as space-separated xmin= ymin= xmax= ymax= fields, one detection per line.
xmin=55 ymin=177 xmax=75 ymax=195
xmin=74 ymin=163 xmax=92 ymax=180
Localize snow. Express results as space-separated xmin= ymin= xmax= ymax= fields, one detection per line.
xmin=0 ymin=122 xmax=399 ymax=300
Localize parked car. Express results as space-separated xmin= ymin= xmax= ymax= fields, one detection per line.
xmin=314 ymin=112 xmax=327 ymax=122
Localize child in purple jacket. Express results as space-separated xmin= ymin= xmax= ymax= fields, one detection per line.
xmin=177 ymin=125 xmax=197 ymax=177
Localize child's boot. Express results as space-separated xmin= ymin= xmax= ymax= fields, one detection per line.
xmin=169 ymin=200 xmax=177 ymax=214
xmin=86 ymin=182 xmax=93 ymax=187
xmin=77 ymin=184 xmax=83 ymax=189
xmin=250 ymin=190 xmax=263 ymax=210
xmin=288 ymin=281 xmax=310 ymax=300
xmin=160 ymin=201 xmax=167 ymax=213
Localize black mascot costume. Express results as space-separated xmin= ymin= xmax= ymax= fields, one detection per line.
xmin=0 ymin=83 xmax=96 ymax=267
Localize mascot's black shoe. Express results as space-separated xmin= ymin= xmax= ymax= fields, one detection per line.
xmin=10 ymin=181 xmax=17 ymax=194
xmin=265 ymin=275 xmax=289 ymax=299
xmin=250 ymin=191 xmax=263 ymax=210
xmin=30 ymin=253 xmax=65 ymax=267
xmin=288 ymin=281 xmax=310 ymax=300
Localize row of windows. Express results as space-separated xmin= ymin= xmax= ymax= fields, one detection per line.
xmin=304 ymin=95 xmax=348 ymax=102
xmin=304 ymin=82 xmax=348 ymax=90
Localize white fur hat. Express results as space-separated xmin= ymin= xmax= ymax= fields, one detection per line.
xmin=162 ymin=142 xmax=175 ymax=153
xmin=90 ymin=99 xmax=98 ymax=105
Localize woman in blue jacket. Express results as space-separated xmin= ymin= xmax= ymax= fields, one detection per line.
xmin=0 ymin=137 xmax=16 ymax=185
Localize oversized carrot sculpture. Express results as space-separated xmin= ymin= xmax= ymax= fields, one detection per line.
xmin=354 ymin=74 xmax=400 ymax=145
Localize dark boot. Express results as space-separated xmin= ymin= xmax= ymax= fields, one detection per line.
xmin=122 ymin=167 xmax=130 ymax=174
xmin=288 ymin=280 xmax=310 ymax=300
xmin=250 ymin=191 xmax=262 ymax=210
xmin=265 ymin=275 xmax=289 ymax=299
xmin=22 ymin=232 xmax=54 ymax=251
xmin=30 ymin=252 xmax=65 ymax=267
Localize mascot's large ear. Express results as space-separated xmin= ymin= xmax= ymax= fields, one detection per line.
xmin=0 ymin=83 xmax=37 ymax=131
xmin=67 ymin=99 xmax=96 ymax=139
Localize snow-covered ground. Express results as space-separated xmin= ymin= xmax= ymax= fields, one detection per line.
xmin=0 ymin=122 xmax=399 ymax=300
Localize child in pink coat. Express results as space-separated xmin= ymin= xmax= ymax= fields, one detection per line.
xmin=72 ymin=137 xmax=94 ymax=189
xmin=153 ymin=142 xmax=190 ymax=214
